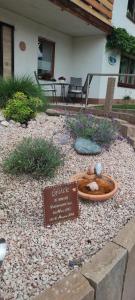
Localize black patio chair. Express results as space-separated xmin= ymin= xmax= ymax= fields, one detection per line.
xmin=34 ymin=71 xmax=57 ymax=102
xmin=67 ymin=77 xmax=83 ymax=102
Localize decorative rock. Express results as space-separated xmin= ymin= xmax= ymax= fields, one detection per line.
xmin=58 ymin=134 xmax=70 ymax=145
xmin=68 ymin=258 xmax=84 ymax=269
xmin=95 ymin=162 xmax=102 ymax=176
xmin=87 ymin=165 xmax=95 ymax=175
xmin=15 ymin=122 xmax=21 ymax=127
xmin=46 ymin=109 xmax=60 ymax=116
xmin=0 ymin=115 xmax=5 ymax=122
xmin=74 ymin=138 xmax=101 ymax=155
xmin=87 ymin=181 xmax=99 ymax=191
xmin=9 ymin=120 xmax=16 ymax=125
xmin=21 ymin=124 xmax=27 ymax=128
xmin=1 ymin=121 xmax=9 ymax=127
xmin=0 ymin=210 xmax=7 ymax=223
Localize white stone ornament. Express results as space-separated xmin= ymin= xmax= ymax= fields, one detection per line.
xmin=87 ymin=181 xmax=99 ymax=191
xmin=95 ymin=162 xmax=102 ymax=176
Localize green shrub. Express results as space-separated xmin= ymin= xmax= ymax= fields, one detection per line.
xmin=94 ymin=118 xmax=117 ymax=144
xmin=66 ymin=113 xmax=117 ymax=145
xmin=106 ymin=27 xmax=135 ymax=55
xmin=3 ymin=92 xmax=41 ymax=124
xmin=0 ymin=75 xmax=48 ymax=110
xmin=123 ymin=95 xmax=131 ymax=100
xmin=3 ymin=137 xmax=63 ymax=178
xmin=67 ymin=113 xmax=97 ymax=139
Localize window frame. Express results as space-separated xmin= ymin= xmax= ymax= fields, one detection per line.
xmin=127 ymin=0 xmax=135 ymax=23
xmin=38 ymin=37 xmax=55 ymax=81
xmin=118 ymin=54 xmax=135 ymax=89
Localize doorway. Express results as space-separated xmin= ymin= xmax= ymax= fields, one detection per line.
xmin=0 ymin=22 xmax=14 ymax=78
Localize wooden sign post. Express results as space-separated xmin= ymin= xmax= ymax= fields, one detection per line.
xmin=42 ymin=182 xmax=79 ymax=226
xmin=104 ymin=77 xmax=116 ymax=115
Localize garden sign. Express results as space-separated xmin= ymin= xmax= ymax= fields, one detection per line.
xmin=43 ymin=181 xmax=79 ymax=226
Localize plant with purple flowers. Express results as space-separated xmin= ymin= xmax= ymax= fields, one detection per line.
xmin=66 ymin=113 xmax=118 ymax=145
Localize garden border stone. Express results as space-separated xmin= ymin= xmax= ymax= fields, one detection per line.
xmin=114 ymin=217 xmax=135 ymax=300
xmin=34 ymin=217 xmax=135 ymax=300
xmin=81 ymin=242 xmax=127 ymax=300
xmin=34 ymin=271 xmax=94 ymax=300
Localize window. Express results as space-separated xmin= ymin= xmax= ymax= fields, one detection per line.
xmin=118 ymin=55 xmax=135 ymax=88
xmin=38 ymin=37 xmax=55 ymax=80
xmin=127 ymin=0 xmax=135 ymax=22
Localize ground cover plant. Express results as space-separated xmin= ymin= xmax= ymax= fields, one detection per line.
xmin=3 ymin=137 xmax=63 ymax=178
xmin=66 ymin=113 xmax=117 ymax=144
xmin=0 ymin=75 xmax=48 ymax=111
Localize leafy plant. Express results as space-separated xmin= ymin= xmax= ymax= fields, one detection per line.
xmin=3 ymin=137 xmax=63 ymax=178
xmin=106 ymin=27 xmax=135 ymax=55
xmin=3 ymin=92 xmax=41 ymax=124
xmin=67 ymin=113 xmax=97 ymax=139
xmin=0 ymin=75 xmax=48 ymax=110
xmin=94 ymin=118 xmax=117 ymax=144
xmin=66 ymin=113 xmax=117 ymax=145
xmin=123 ymin=95 xmax=131 ymax=100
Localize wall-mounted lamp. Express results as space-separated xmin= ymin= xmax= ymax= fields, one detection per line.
xmin=0 ymin=238 xmax=7 ymax=267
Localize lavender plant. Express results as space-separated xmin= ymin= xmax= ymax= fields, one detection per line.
xmin=66 ymin=113 xmax=118 ymax=145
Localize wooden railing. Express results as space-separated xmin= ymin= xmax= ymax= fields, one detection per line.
xmin=70 ymin=0 xmax=114 ymax=25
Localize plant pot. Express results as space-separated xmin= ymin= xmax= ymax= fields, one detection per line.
xmin=59 ymin=80 xmax=65 ymax=84
xmin=71 ymin=172 xmax=118 ymax=202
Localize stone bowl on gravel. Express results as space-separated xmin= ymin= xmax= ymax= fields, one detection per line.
xmin=0 ymin=113 xmax=135 ymax=300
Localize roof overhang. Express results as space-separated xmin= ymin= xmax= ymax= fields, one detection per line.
xmin=49 ymin=0 xmax=113 ymax=34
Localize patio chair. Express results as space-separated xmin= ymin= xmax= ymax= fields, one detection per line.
xmin=67 ymin=77 xmax=83 ymax=101
xmin=67 ymin=75 xmax=93 ymax=105
xmin=34 ymin=71 xmax=57 ymax=102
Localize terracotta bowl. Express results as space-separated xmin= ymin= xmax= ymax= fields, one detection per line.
xmin=71 ymin=172 xmax=118 ymax=202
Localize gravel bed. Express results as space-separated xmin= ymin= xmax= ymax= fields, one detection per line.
xmin=0 ymin=113 xmax=135 ymax=299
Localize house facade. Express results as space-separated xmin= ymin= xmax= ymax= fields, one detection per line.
xmin=0 ymin=0 xmax=135 ymax=101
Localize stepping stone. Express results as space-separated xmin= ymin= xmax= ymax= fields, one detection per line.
xmin=46 ymin=109 xmax=60 ymax=116
xmin=74 ymin=137 xmax=101 ymax=155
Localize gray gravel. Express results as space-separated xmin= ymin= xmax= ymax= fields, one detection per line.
xmin=0 ymin=113 xmax=135 ymax=299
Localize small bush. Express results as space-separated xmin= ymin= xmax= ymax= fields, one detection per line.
xmin=3 ymin=92 xmax=42 ymax=124
xmin=123 ymin=95 xmax=131 ymax=100
xmin=94 ymin=118 xmax=117 ymax=144
xmin=0 ymin=75 xmax=48 ymax=110
xmin=3 ymin=137 xmax=63 ymax=178
xmin=66 ymin=113 xmax=117 ymax=145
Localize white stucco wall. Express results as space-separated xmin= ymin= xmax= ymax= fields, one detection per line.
xmin=112 ymin=0 xmax=135 ymax=35
xmin=72 ymin=35 xmax=106 ymax=99
xmin=1 ymin=2 xmax=135 ymax=101
xmin=0 ymin=8 xmax=73 ymax=96
xmin=0 ymin=7 xmax=107 ymax=99
xmin=98 ymin=0 xmax=135 ymax=100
